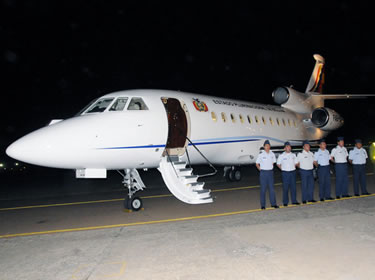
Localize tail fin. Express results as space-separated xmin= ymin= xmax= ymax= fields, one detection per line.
xmin=306 ymin=54 xmax=325 ymax=93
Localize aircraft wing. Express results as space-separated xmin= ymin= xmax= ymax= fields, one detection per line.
xmin=309 ymin=93 xmax=375 ymax=99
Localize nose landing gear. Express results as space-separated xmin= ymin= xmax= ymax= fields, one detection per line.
xmin=118 ymin=168 xmax=146 ymax=212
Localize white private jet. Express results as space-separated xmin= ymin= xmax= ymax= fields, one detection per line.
xmin=6 ymin=54 xmax=372 ymax=210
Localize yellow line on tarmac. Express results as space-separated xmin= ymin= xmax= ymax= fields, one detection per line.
xmin=1 ymin=193 xmax=375 ymax=239
xmin=0 ymin=184 xmax=264 ymax=211
xmin=1 ymin=173 xmax=373 ymax=212
xmin=0 ymin=208 xmax=264 ymax=238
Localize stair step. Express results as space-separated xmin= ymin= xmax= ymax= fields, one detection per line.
xmin=189 ymin=182 xmax=205 ymax=190
xmin=167 ymin=156 xmax=180 ymax=162
xmin=172 ymin=161 xmax=187 ymax=169
xmin=182 ymin=175 xmax=198 ymax=184
xmin=193 ymin=189 xmax=210 ymax=194
xmin=177 ymin=168 xmax=192 ymax=176
xmin=199 ymin=197 xmax=214 ymax=203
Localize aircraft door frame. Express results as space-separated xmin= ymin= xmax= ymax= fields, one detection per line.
xmin=161 ymin=97 xmax=191 ymax=156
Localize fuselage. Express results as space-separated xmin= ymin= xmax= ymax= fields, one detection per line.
xmin=6 ymin=89 xmax=327 ymax=170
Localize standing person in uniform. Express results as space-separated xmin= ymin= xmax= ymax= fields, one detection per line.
xmin=349 ymin=139 xmax=371 ymax=196
xmin=297 ymin=140 xmax=316 ymax=204
xmin=314 ymin=139 xmax=334 ymax=201
xmin=277 ymin=141 xmax=300 ymax=207
xmin=256 ymin=140 xmax=279 ymax=210
xmin=330 ymin=137 xmax=350 ymax=199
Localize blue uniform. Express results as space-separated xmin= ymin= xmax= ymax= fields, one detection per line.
xmin=297 ymin=150 xmax=315 ymax=202
xmin=314 ymin=149 xmax=331 ymax=199
xmin=256 ymin=150 xmax=277 ymax=208
xmin=349 ymin=147 xmax=368 ymax=195
xmin=331 ymin=146 xmax=349 ymax=197
xmin=277 ymin=152 xmax=298 ymax=205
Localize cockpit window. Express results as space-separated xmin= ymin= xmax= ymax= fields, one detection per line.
xmin=85 ymin=98 xmax=114 ymax=113
xmin=109 ymin=97 xmax=128 ymax=111
xmin=127 ymin=97 xmax=149 ymax=110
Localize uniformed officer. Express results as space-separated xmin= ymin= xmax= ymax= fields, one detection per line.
xmin=314 ymin=139 xmax=334 ymax=201
xmin=349 ymin=139 xmax=371 ymax=196
xmin=256 ymin=140 xmax=279 ymax=210
xmin=297 ymin=140 xmax=316 ymax=203
xmin=330 ymin=136 xmax=350 ymax=198
xmin=277 ymin=141 xmax=300 ymax=207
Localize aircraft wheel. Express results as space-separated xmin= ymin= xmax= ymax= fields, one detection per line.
xmin=228 ymin=168 xmax=241 ymax=182
xmin=232 ymin=169 xmax=242 ymax=181
xmin=130 ymin=197 xmax=143 ymax=211
xmin=225 ymin=169 xmax=232 ymax=182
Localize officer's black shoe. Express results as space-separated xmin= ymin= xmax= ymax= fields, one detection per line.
xmin=342 ymin=195 xmax=351 ymax=198
xmin=293 ymin=202 xmax=300 ymax=205
xmin=283 ymin=204 xmax=288 ymax=207
xmin=336 ymin=196 xmax=341 ymax=199
xmin=363 ymin=192 xmax=371 ymax=195
xmin=355 ymin=194 xmax=360 ymax=197
xmin=261 ymin=207 xmax=266 ymax=210
xmin=326 ymin=197 xmax=334 ymax=200
xmin=272 ymin=205 xmax=279 ymax=209
xmin=308 ymin=200 xmax=317 ymax=203
xmin=302 ymin=201 xmax=307 ymax=204
xmin=320 ymin=198 xmax=325 ymax=202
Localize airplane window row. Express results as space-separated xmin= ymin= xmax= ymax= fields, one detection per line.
xmin=211 ymin=111 xmax=297 ymax=127
xmin=84 ymin=97 xmax=148 ymax=114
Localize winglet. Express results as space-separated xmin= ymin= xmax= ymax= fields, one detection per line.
xmin=306 ymin=54 xmax=325 ymax=93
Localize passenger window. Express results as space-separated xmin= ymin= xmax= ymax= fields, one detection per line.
xmin=128 ymin=97 xmax=149 ymax=110
xmin=293 ymin=120 xmax=297 ymax=127
xmin=269 ymin=117 xmax=274 ymax=125
xmin=255 ymin=116 xmax=259 ymax=124
xmin=239 ymin=114 xmax=244 ymax=123
xmin=231 ymin=113 xmax=236 ymax=123
xmin=262 ymin=116 xmax=266 ymax=125
xmin=276 ymin=118 xmax=280 ymax=126
xmin=288 ymin=119 xmax=291 ymax=126
xmin=282 ymin=118 xmax=286 ymax=126
xmin=221 ymin=112 xmax=227 ymax=123
xmin=247 ymin=115 xmax=252 ymax=124
xmin=86 ymin=98 xmax=114 ymax=113
xmin=211 ymin=111 xmax=217 ymax=122
xmin=109 ymin=97 xmax=128 ymax=111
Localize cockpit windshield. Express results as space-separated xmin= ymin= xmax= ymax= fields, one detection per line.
xmin=85 ymin=98 xmax=114 ymax=113
xmin=127 ymin=97 xmax=149 ymax=110
xmin=109 ymin=97 xmax=128 ymax=111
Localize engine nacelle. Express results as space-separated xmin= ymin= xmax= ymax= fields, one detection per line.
xmin=311 ymin=107 xmax=344 ymax=131
xmin=272 ymin=87 xmax=314 ymax=114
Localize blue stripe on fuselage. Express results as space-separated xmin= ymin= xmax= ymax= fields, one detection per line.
xmin=96 ymin=136 xmax=297 ymax=150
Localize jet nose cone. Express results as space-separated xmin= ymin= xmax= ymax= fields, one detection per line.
xmin=6 ymin=141 xmax=21 ymax=160
xmin=6 ymin=135 xmax=39 ymax=163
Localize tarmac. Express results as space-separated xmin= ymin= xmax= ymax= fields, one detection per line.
xmin=1 ymin=164 xmax=375 ymax=279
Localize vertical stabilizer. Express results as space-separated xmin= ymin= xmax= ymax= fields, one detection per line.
xmin=306 ymin=54 xmax=325 ymax=93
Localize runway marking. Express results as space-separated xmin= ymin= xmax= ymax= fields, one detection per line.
xmin=70 ymin=261 xmax=126 ymax=280
xmin=1 ymin=193 xmax=374 ymax=239
xmin=0 ymin=184 xmax=268 ymax=211
xmin=0 ymin=172 xmax=373 ymax=211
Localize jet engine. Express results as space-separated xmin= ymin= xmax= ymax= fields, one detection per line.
xmin=311 ymin=107 xmax=344 ymax=131
xmin=272 ymin=87 xmax=313 ymax=114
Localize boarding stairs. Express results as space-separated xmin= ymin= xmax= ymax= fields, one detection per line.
xmin=158 ymin=155 xmax=213 ymax=204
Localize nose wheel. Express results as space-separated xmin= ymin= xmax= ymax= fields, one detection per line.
xmin=124 ymin=196 xmax=143 ymax=211
xmin=118 ymin=168 xmax=146 ymax=212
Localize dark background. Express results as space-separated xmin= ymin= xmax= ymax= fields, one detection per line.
xmin=2 ymin=1 xmax=375 ymax=159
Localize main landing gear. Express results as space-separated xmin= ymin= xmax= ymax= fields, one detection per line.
xmin=119 ymin=168 xmax=146 ymax=212
xmin=224 ymin=166 xmax=242 ymax=182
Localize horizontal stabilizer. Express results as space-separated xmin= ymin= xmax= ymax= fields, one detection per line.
xmin=309 ymin=93 xmax=375 ymax=100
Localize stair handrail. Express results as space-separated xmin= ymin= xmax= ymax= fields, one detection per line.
xmin=184 ymin=135 xmax=217 ymax=178
xmin=164 ymin=149 xmax=180 ymax=178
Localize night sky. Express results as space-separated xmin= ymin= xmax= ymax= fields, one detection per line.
xmin=2 ymin=1 xmax=375 ymax=158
